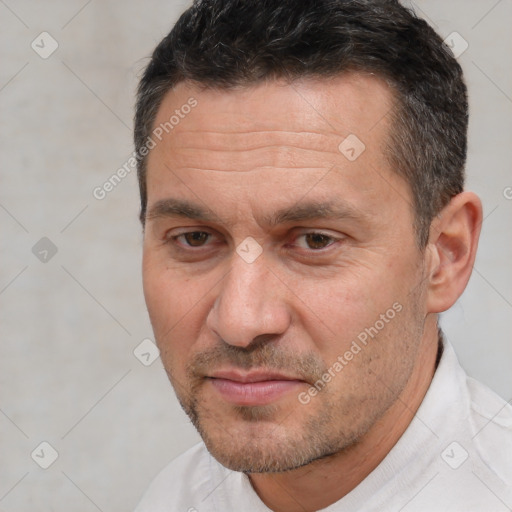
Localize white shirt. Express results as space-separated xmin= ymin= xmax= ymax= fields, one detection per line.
xmin=135 ymin=341 xmax=512 ymax=511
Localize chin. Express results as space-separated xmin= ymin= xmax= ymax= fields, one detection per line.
xmin=204 ymin=436 xmax=316 ymax=473
xmin=196 ymin=409 xmax=358 ymax=474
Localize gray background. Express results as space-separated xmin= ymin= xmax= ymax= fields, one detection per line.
xmin=0 ymin=1 xmax=510 ymax=510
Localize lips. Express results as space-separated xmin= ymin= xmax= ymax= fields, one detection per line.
xmin=206 ymin=369 xmax=305 ymax=406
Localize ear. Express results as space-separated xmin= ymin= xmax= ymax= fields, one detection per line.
xmin=425 ymin=191 xmax=483 ymax=313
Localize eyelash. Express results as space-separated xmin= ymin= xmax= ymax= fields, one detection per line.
xmin=166 ymin=230 xmax=342 ymax=253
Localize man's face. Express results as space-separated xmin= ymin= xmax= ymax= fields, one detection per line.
xmin=142 ymin=74 xmax=430 ymax=473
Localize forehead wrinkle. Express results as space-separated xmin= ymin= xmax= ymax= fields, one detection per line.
xmin=169 ymin=129 xmax=344 ymax=152
xmin=165 ymin=145 xmax=342 ymax=173
xmin=171 ymin=166 xmax=331 ymax=173
xmin=178 ymin=145 xmax=342 ymax=156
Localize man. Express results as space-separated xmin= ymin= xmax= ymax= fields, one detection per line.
xmin=134 ymin=0 xmax=512 ymax=510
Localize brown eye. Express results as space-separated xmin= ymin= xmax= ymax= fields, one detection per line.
xmin=182 ymin=231 xmax=210 ymax=247
xmin=304 ymin=233 xmax=333 ymax=249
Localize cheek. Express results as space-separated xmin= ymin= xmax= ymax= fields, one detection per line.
xmin=142 ymin=267 xmax=188 ymax=378
xmin=295 ymin=273 xmax=381 ymax=341
xmin=294 ymin=263 xmax=412 ymax=367
xmin=142 ymin=253 xmax=190 ymax=341
xmin=142 ymin=253 xmax=216 ymax=363
xmin=143 ymin=247 xmax=186 ymax=313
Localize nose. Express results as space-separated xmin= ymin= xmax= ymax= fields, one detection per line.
xmin=206 ymin=251 xmax=291 ymax=348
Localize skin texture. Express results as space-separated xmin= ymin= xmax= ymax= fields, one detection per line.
xmin=142 ymin=74 xmax=482 ymax=512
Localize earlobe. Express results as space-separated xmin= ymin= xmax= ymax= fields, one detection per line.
xmin=425 ymin=192 xmax=483 ymax=313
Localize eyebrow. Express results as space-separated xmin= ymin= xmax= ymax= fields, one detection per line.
xmin=146 ymin=197 xmax=366 ymax=227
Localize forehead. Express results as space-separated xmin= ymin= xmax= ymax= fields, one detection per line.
xmin=146 ymin=74 xmax=397 ymax=183
xmin=152 ymin=73 xmax=395 ymax=144
xmin=144 ymin=74 xmax=412 ymax=232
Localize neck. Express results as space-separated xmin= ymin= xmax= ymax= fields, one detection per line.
xmin=248 ymin=323 xmax=440 ymax=512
